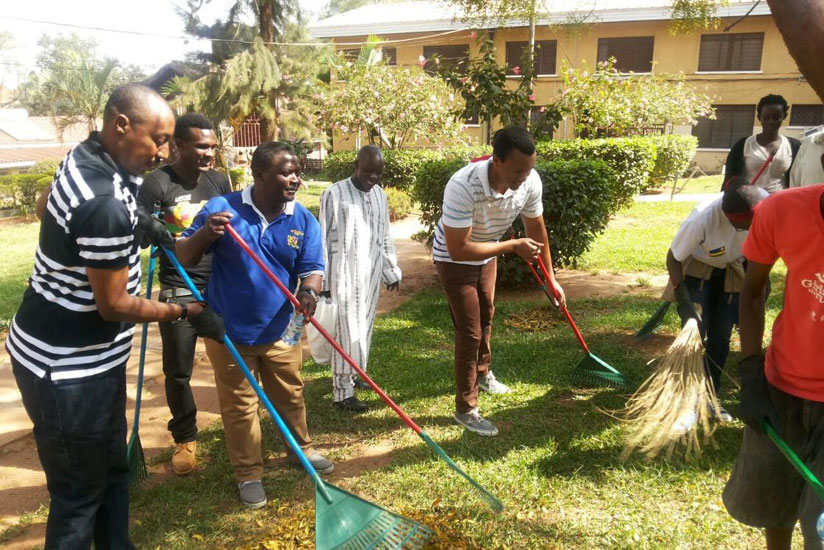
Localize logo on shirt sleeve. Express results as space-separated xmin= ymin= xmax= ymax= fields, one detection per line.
xmin=708 ymin=246 xmax=726 ymax=257
xmin=287 ymin=229 xmax=304 ymax=250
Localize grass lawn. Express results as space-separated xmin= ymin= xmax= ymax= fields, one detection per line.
xmin=0 ymin=221 xmax=39 ymax=331
xmin=128 ymin=288 xmax=789 ymax=549
xmin=647 ymin=174 xmax=723 ymax=196
xmin=578 ymin=201 xmax=698 ymax=275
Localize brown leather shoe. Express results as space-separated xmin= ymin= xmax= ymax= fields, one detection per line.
xmin=172 ymin=441 xmax=197 ymax=475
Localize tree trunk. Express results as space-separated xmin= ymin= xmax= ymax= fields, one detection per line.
xmin=527 ymin=0 xmax=536 ymax=95
xmin=767 ymin=0 xmax=824 ymax=101
xmin=257 ymin=0 xmax=279 ymax=141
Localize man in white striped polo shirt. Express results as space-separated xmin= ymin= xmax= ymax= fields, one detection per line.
xmin=6 ymin=83 xmax=224 ymax=550
xmin=434 ymin=126 xmax=565 ymax=437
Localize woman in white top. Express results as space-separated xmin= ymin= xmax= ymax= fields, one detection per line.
xmin=723 ymin=94 xmax=800 ymax=193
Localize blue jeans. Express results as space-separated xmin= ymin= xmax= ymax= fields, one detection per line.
xmin=12 ymin=360 xmax=135 ymax=550
xmin=684 ymin=268 xmax=739 ymax=394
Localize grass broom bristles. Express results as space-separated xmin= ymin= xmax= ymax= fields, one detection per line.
xmin=619 ymin=319 xmax=720 ymax=461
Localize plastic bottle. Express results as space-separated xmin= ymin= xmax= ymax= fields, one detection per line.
xmin=281 ymin=309 xmax=305 ymax=346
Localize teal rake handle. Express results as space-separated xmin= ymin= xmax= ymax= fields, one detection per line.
xmin=765 ymin=421 xmax=824 ymax=503
xmin=162 ymin=247 xmax=334 ymax=504
xmin=132 ymin=247 xmax=155 ymax=432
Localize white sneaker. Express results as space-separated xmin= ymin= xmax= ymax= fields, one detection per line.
xmin=671 ymin=410 xmax=698 ymax=435
xmin=478 ymin=371 xmax=511 ymax=394
xmin=713 ymin=405 xmax=734 ymax=423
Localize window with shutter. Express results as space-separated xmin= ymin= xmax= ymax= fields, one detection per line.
xmin=596 ymin=37 xmax=655 ymax=73
xmin=340 ymin=47 xmax=397 ymax=65
xmin=698 ymin=33 xmax=763 ymax=71
xmin=789 ymin=104 xmax=824 ymax=127
xmin=505 ymin=41 xmax=557 ymax=75
xmin=423 ymin=44 xmax=469 ymax=75
xmin=692 ymin=105 xmax=755 ymax=148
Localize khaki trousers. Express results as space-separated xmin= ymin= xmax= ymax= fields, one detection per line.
xmin=204 ymin=338 xmax=312 ymax=483
xmin=435 ymin=259 xmax=497 ymax=414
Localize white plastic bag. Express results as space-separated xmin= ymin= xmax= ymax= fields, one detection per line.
xmin=307 ymin=296 xmax=337 ymax=365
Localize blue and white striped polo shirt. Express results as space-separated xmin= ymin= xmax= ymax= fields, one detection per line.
xmin=432 ymin=158 xmax=544 ymax=265
xmin=6 ymin=133 xmax=141 ymax=383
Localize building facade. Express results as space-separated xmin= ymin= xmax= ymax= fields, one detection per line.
xmin=310 ymin=0 xmax=822 ymax=173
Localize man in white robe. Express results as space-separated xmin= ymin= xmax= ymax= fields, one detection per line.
xmin=320 ymin=146 xmax=401 ymax=412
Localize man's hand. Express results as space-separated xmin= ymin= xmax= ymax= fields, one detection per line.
xmin=185 ymin=301 xmax=226 ymax=343
xmin=386 ymin=282 xmax=400 ymax=292
xmin=738 ymin=355 xmax=780 ymax=434
xmin=511 ymin=238 xmax=543 ymax=261
xmin=674 ymin=284 xmax=701 ymax=327
xmin=203 ymin=211 xmax=234 ymax=240
xmin=549 ymin=279 xmax=565 ymax=308
xmin=296 ymin=289 xmax=318 ymax=318
xmin=136 ymin=205 xmax=175 ymax=250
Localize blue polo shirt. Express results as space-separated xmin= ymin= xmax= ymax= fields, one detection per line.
xmin=182 ymin=186 xmax=324 ymax=346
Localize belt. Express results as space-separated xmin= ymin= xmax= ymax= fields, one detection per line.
xmin=159 ymin=288 xmax=194 ymax=301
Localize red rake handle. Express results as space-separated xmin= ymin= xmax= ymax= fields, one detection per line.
xmin=224 ymin=222 xmax=423 ymax=434
xmin=531 ymin=255 xmax=591 ymax=355
xmin=749 ymin=153 xmax=775 ymax=186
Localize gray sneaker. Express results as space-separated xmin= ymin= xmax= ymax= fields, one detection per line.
xmin=237 ymin=480 xmax=267 ymax=509
xmin=454 ymin=408 xmax=498 ymax=437
xmin=289 ymin=451 xmax=335 ymax=475
xmin=478 ymin=371 xmax=511 ymax=394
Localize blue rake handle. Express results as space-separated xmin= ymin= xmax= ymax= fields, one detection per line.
xmin=161 ymin=246 xmax=334 ymax=504
xmin=132 ymin=247 xmax=156 ymax=432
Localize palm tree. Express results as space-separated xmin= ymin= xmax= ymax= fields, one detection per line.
xmin=49 ymin=54 xmax=119 ymax=136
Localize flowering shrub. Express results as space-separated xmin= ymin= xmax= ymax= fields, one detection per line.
xmin=315 ymin=56 xmax=468 ymax=149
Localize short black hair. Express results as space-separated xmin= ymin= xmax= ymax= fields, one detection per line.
xmin=251 ymin=141 xmax=296 ymax=174
xmin=492 ymin=126 xmax=535 ymax=160
xmin=174 ymin=113 xmax=214 ymax=141
xmin=757 ymin=94 xmax=789 ymax=116
xmin=355 ymin=145 xmax=382 ymax=166
xmin=104 ymin=82 xmax=167 ymax=125
xmin=722 ymin=176 xmax=765 ymax=214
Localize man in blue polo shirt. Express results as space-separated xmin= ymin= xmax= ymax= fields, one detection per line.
xmin=176 ymin=141 xmax=331 ymax=509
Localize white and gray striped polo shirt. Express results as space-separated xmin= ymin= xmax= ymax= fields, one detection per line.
xmin=432 ymin=158 xmax=544 ymax=265
xmin=6 ymin=133 xmax=142 ymax=383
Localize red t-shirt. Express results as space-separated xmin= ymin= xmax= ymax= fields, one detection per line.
xmin=743 ymin=184 xmax=824 ymax=401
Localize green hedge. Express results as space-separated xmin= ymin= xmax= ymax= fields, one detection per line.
xmin=321 ymin=146 xmax=490 ymax=190
xmin=413 ymin=154 xmax=622 ymax=284
xmin=536 ymin=137 xmax=656 ymax=205
xmin=0 ymin=171 xmax=54 ymax=214
xmin=646 ymin=134 xmax=698 ymax=188
xmin=384 ymin=187 xmax=412 ymax=221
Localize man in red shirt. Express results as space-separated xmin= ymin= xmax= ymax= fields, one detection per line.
xmin=723 ymin=184 xmax=824 ymax=549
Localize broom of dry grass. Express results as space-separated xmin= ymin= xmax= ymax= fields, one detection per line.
xmin=619 ymin=319 xmax=720 ymax=461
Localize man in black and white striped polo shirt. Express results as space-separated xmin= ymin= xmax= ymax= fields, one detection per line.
xmin=6 ymin=83 xmax=224 ymax=550
xmin=434 ymin=126 xmax=566 ymax=437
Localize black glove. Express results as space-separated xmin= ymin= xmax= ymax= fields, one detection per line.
xmin=187 ymin=302 xmax=226 ymax=343
xmin=674 ymin=283 xmax=701 ymax=327
xmin=136 ymin=205 xmax=175 ymax=250
xmin=738 ymin=355 xmax=780 ymax=434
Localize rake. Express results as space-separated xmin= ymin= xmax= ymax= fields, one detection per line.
xmin=635 ymin=301 xmax=671 ymax=340
xmin=162 ymin=246 xmax=434 ymax=549
xmin=127 ymin=246 xmax=155 ymax=486
xmin=526 ymin=255 xmax=629 ymax=388
xmin=224 ymin=222 xmax=503 ymax=514
xmin=765 ymin=421 xmax=824 ymax=503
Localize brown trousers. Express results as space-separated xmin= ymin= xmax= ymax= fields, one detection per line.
xmin=435 ymin=259 xmax=497 ymax=414
xmin=204 ymin=338 xmax=312 ymax=483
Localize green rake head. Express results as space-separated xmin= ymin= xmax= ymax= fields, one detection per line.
xmin=419 ymin=431 xmax=503 ymax=513
xmin=635 ymin=301 xmax=671 ymax=341
xmin=127 ymin=432 xmax=148 ymax=487
xmin=570 ymin=353 xmax=630 ymax=388
xmin=316 ymin=483 xmax=434 ymax=550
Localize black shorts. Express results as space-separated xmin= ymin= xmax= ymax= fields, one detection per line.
xmin=723 ymin=384 xmax=824 ymax=547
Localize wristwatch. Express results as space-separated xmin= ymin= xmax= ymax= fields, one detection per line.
xmin=299 ymin=286 xmax=319 ymax=300
xmin=178 ymin=302 xmax=189 ymax=320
